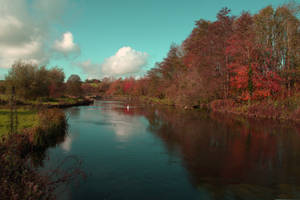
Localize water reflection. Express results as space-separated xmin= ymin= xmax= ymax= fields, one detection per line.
xmin=30 ymin=125 xmax=68 ymax=167
xmin=67 ymin=107 xmax=81 ymax=119
xmin=112 ymin=104 xmax=300 ymax=199
xmin=102 ymin=109 xmax=146 ymax=142
xmin=61 ymin=134 xmax=73 ymax=152
xmin=39 ymin=101 xmax=300 ymax=199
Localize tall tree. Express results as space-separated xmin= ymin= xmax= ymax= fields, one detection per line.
xmin=66 ymin=74 xmax=82 ymax=97
xmin=226 ymin=12 xmax=281 ymax=100
xmin=48 ymin=67 xmax=65 ymax=98
xmin=5 ymin=62 xmax=51 ymax=99
xmin=183 ymin=8 xmax=234 ymax=101
xmin=274 ymin=6 xmax=300 ymax=95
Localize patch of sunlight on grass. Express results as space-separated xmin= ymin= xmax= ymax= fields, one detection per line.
xmin=0 ymin=108 xmax=38 ymax=137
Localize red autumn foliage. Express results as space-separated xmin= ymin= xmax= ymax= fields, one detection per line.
xmin=226 ymin=13 xmax=282 ymax=101
xmin=90 ymin=5 xmax=299 ymax=109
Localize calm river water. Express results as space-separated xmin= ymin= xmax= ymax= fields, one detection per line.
xmin=42 ymin=100 xmax=300 ymax=200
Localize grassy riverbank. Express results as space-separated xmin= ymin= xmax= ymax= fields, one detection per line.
xmin=0 ymin=109 xmax=70 ymax=199
xmin=122 ymin=94 xmax=300 ymax=123
xmin=0 ymin=94 xmax=93 ymax=108
xmin=210 ymin=96 xmax=300 ymax=122
xmin=0 ymin=109 xmax=37 ymax=137
xmin=0 ymin=93 xmax=93 ymax=138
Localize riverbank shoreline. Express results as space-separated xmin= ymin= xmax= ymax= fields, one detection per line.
xmin=0 ymin=95 xmax=94 ymax=109
xmin=0 ymin=109 xmax=71 ymax=199
xmin=0 ymin=97 xmax=93 ymax=137
xmin=24 ymin=100 xmax=300 ymax=199
xmin=103 ymin=95 xmax=300 ymax=124
xmin=45 ymin=98 xmax=94 ymax=108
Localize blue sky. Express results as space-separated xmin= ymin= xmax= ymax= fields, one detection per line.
xmin=0 ymin=0 xmax=291 ymax=80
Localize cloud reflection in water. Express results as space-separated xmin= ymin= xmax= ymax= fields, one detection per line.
xmin=60 ymin=135 xmax=73 ymax=152
xmin=104 ymin=109 xmax=146 ymax=142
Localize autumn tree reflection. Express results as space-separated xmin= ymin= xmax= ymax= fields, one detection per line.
xmin=114 ymin=105 xmax=300 ymax=199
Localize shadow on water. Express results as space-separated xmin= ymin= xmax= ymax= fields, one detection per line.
xmin=112 ymin=103 xmax=300 ymax=200
xmin=29 ymin=128 xmax=68 ymax=167
xmin=31 ymin=111 xmax=86 ymax=199
xmin=0 ymin=109 xmax=85 ymax=199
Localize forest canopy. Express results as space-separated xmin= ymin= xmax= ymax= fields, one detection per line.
xmin=99 ymin=4 xmax=300 ymax=106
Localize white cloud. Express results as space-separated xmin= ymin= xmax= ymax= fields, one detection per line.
xmin=102 ymin=47 xmax=148 ymax=76
xmin=0 ymin=0 xmax=79 ymax=69
xmin=0 ymin=16 xmax=23 ymax=38
xmin=0 ymin=0 xmax=45 ymax=68
xmin=53 ymin=32 xmax=80 ymax=57
xmin=75 ymin=60 xmax=102 ymax=79
xmin=0 ymin=40 xmax=46 ymax=68
xmin=76 ymin=47 xmax=148 ymax=79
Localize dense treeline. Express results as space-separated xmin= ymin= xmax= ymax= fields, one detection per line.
xmin=1 ymin=3 xmax=299 ymax=111
xmin=101 ymin=4 xmax=300 ymax=108
xmin=3 ymin=62 xmax=83 ymax=100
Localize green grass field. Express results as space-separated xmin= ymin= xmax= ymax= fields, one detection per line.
xmin=0 ymin=94 xmax=83 ymax=106
xmin=0 ymin=94 xmax=83 ymax=137
xmin=0 ymin=109 xmax=37 ymax=137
